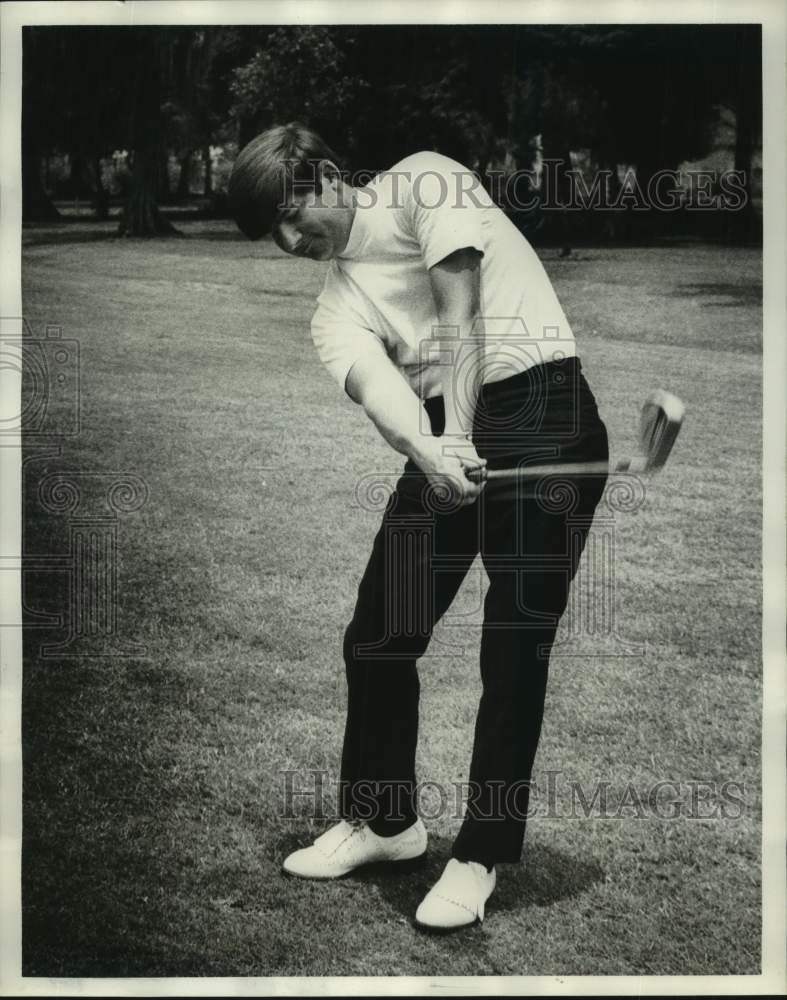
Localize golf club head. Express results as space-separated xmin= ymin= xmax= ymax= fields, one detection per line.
xmin=639 ymin=389 xmax=685 ymax=471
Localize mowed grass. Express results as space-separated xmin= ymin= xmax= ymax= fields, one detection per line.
xmin=20 ymin=221 xmax=761 ymax=977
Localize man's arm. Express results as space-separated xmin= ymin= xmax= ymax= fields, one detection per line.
xmin=345 ymin=246 xmax=487 ymax=507
xmin=427 ymin=247 xmax=484 ymax=438
xmin=345 ymin=352 xmax=485 ymax=507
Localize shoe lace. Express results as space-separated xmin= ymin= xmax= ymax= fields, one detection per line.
xmin=348 ymin=817 xmax=368 ymax=841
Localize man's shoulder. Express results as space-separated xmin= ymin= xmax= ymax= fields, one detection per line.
xmin=388 ymin=150 xmax=469 ymax=173
xmin=380 ymin=151 xmax=493 ymax=213
xmin=386 ymin=150 xmax=472 ymax=180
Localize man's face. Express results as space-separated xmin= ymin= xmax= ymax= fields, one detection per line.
xmin=271 ymin=176 xmax=352 ymax=261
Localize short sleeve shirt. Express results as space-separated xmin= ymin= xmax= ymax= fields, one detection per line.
xmin=310 ymin=151 xmax=576 ymax=399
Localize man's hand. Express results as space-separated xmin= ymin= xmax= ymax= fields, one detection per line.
xmin=415 ymin=433 xmax=486 ymax=508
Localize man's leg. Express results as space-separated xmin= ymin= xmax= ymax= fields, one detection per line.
xmin=340 ymin=472 xmax=479 ymax=835
xmin=451 ymin=472 xmax=606 ymax=867
xmin=452 ymin=360 xmax=609 ymax=868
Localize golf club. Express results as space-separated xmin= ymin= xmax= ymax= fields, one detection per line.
xmin=464 ymin=389 xmax=685 ymax=484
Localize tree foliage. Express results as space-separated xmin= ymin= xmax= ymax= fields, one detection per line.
xmin=229 ymin=27 xmax=361 ymax=149
xmin=22 ymin=23 xmax=762 ymax=240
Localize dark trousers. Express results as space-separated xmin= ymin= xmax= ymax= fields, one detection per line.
xmin=339 ymin=357 xmax=609 ymax=868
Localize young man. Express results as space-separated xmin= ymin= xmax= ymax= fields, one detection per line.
xmin=229 ymin=123 xmax=609 ymax=931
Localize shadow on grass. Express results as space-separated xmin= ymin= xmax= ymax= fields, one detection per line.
xmin=275 ymin=829 xmax=604 ymax=925
xmin=665 ymin=282 xmax=762 ymax=306
xmin=21 ymin=656 xmax=204 ymax=976
xmin=22 ymin=221 xmax=269 ymax=249
xmin=372 ymin=838 xmax=604 ymax=920
xmin=23 ymin=225 xmax=123 ymax=247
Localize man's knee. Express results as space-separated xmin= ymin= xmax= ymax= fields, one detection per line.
xmin=343 ymin=614 xmax=431 ymax=666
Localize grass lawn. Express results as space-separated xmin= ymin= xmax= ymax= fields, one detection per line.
xmin=20 ymin=221 xmax=762 ymax=977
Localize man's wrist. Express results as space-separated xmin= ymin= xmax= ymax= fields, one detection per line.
xmin=409 ymin=432 xmax=478 ymax=472
xmin=407 ymin=432 xmax=442 ymax=470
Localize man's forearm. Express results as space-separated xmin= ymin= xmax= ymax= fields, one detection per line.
xmin=346 ymin=344 xmax=486 ymax=505
xmin=354 ymin=361 xmax=437 ymax=468
xmin=360 ymin=311 xmax=484 ymax=460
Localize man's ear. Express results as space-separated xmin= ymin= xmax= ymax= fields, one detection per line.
xmin=318 ymin=159 xmax=342 ymax=189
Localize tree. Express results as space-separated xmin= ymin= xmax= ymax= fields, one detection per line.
xmin=165 ymin=28 xmax=236 ymax=200
xmin=229 ymin=27 xmax=360 ymax=152
xmin=23 ymin=27 xmax=132 ymax=221
xmin=22 ymin=29 xmax=61 ymax=220
xmin=728 ymin=24 xmax=761 ymax=240
xmin=118 ymin=30 xmax=179 ymax=235
xmin=22 ymin=24 xmax=761 ymax=241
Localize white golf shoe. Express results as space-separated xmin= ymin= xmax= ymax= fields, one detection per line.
xmin=415 ymin=858 xmax=496 ymax=931
xmin=282 ymin=817 xmax=428 ymax=879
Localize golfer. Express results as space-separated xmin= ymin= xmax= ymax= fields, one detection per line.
xmin=229 ymin=123 xmax=609 ymax=931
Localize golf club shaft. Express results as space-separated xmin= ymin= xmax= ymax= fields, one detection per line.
xmin=466 ymin=460 xmax=612 ymax=483
xmin=462 ymin=388 xmax=684 ymax=485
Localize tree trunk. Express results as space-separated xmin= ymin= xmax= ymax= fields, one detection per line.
xmin=632 ymin=159 xmax=660 ymax=238
xmin=731 ymin=25 xmax=760 ymax=242
xmin=600 ymin=157 xmax=623 ymax=242
xmin=61 ymin=151 xmax=94 ymax=199
xmin=158 ymin=151 xmax=173 ymax=202
xmin=558 ymin=146 xmax=574 ymax=253
xmin=202 ymin=143 xmax=213 ymax=197
xmin=21 ymin=28 xmax=59 ymax=222
xmin=238 ymin=118 xmax=255 ymax=154
xmin=93 ymin=155 xmax=109 ymax=220
xmin=22 ymin=151 xmax=60 ymax=222
xmin=119 ymin=31 xmax=179 ymax=236
xmin=541 ymin=142 xmax=574 ymax=251
xmin=119 ymin=151 xmax=178 ymax=236
xmin=176 ymin=150 xmax=192 ymax=199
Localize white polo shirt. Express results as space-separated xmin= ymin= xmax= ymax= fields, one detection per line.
xmin=310 ymin=151 xmax=576 ymax=400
